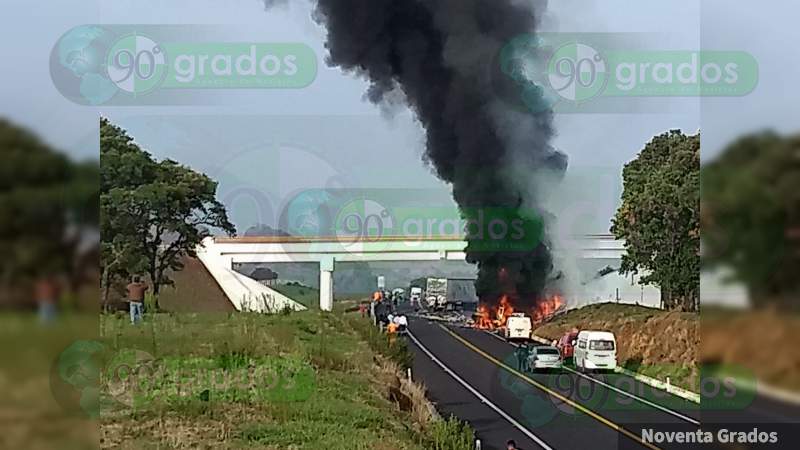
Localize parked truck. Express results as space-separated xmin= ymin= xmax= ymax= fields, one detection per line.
xmin=424 ymin=278 xmax=448 ymax=309
xmin=421 ymin=277 xmax=477 ymax=310
xmin=409 ymin=287 xmax=423 ymax=306
xmin=445 ymin=278 xmax=478 ymax=310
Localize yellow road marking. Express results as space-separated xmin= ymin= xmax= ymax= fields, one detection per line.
xmin=438 ymin=324 xmax=662 ymax=450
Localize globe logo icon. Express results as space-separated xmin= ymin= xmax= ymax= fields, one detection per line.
xmin=50 ymin=25 xmax=120 ymax=105
xmin=50 ymin=26 xmax=168 ymax=104
xmin=49 ymin=340 xmax=107 ymax=418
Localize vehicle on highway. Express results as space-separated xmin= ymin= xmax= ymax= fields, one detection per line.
xmin=409 ymin=287 xmax=422 ymax=307
xmin=529 ymin=345 xmax=562 ymax=372
xmin=443 ymin=278 xmax=477 ymax=310
xmin=503 ymin=313 xmax=532 ymax=340
xmin=417 ymin=277 xmax=477 ymax=311
xmin=424 ymin=277 xmax=448 ymax=309
xmin=557 ymin=329 xmax=580 ymax=360
xmin=574 ymin=330 xmax=617 ymax=372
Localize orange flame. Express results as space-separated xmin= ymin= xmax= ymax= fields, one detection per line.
xmin=474 ymin=293 xmax=565 ymax=330
xmin=531 ymin=294 xmax=565 ymax=324
xmin=474 ymin=294 xmax=517 ymax=330
xmin=474 ymin=305 xmax=494 ymax=329
xmin=495 ymin=295 xmax=514 ymax=327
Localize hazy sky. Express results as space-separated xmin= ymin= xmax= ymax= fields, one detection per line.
xmin=1 ymin=0 xmax=796 ymax=234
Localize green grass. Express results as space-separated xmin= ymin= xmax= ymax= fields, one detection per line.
xmin=98 ymin=310 xmax=472 ymax=449
xmin=0 ymin=313 xmax=100 ymax=449
xmin=272 ymin=282 xmax=320 ymax=309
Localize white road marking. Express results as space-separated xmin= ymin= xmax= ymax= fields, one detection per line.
xmin=478 ymin=329 xmax=701 ymax=425
xmin=406 ymin=329 xmax=555 ymax=450
xmin=562 ymin=367 xmax=700 ymax=425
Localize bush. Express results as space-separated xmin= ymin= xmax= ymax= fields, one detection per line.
xmin=348 ymin=316 xmax=413 ymax=369
xmin=215 ymin=350 xmax=250 ymax=371
xmin=427 ymin=415 xmax=475 ymax=450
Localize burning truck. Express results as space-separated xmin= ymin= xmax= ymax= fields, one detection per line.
xmin=313 ymin=0 xmax=568 ymax=334
xmin=473 ymin=292 xmax=565 ymax=339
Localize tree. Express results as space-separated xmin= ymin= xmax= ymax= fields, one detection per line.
xmin=702 ymin=131 xmax=800 ymax=310
xmin=100 ymin=118 xmax=235 ymax=309
xmin=611 ymin=130 xmax=700 ymax=311
xmin=0 ymin=119 xmax=99 ymax=303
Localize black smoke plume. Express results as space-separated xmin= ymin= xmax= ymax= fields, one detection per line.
xmin=312 ymin=0 xmax=567 ymax=306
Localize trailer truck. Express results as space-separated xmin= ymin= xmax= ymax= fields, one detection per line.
xmin=421 ymin=277 xmax=477 ymax=310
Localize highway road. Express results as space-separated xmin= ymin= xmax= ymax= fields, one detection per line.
xmin=405 ymin=315 xmax=800 ymax=450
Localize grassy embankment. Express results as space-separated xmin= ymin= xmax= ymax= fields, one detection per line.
xmin=535 ymin=303 xmax=699 ymax=391
xmin=99 ymin=302 xmax=474 ymax=449
xmin=0 ymin=313 xmax=99 ymax=450
xmin=702 ymin=307 xmax=800 ymax=393
xmin=273 ymin=282 xmax=371 ymax=310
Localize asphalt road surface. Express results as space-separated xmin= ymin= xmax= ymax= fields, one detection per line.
xmin=405 ymin=315 xmax=800 ymax=450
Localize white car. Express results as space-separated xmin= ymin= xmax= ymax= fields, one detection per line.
xmin=503 ymin=313 xmax=532 ymax=340
xmin=574 ymin=330 xmax=617 ymax=372
xmin=529 ymin=346 xmax=562 ymax=372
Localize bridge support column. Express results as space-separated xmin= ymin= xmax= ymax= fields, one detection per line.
xmin=319 ymin=256 xmax=335 ymax=312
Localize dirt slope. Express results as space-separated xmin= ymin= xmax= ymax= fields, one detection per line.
xmin=703 ymin=308 xmax=800 ymax=392
xmin=157 ymin=256 xmax=235 ymax=313
xmin=535 ymin=303 xmax=699 ymax=388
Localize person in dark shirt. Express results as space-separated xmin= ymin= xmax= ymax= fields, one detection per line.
xmin=515 ymin=343 xmax=530 ymax=372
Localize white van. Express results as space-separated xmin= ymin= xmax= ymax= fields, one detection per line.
xmin=574 ymin=330 xmax=617 ymax=372
xmin=503 ymin=313 xmax=532 ymax=340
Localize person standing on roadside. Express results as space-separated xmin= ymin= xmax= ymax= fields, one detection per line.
xmin=126 ymin=275 xmax=148 ymax=325
xmin=515 ymin=343 xmax=530 ymax=372
xmin=35 ymin=275 xmax=60 ymax=324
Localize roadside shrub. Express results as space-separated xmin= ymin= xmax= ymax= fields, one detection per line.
xmin=427 ymin=415 xmax=475 ymax=450
xmin=307 ymin=340 xmax=351 ymax=372
xmin=215 ymin=348 xmax=251 ymax=371
xmin=348 ymin=317 xmax=413 ymax=369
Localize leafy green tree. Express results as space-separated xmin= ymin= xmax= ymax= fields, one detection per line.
xmin=702 ymin=131 xmax=800 ymax=309
xmin=611 ymin=130 xmax=700 ymax=311
xmin=0 ymin=119 xmax=73 ymax=285
xmin=0 ymin=119 xmax=98 ymax=302
xmin=100 ymin=118 xmax=235 ymax=309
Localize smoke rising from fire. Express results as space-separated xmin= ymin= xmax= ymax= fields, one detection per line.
xmin=310 ymin=0 xmax=567 ymax=306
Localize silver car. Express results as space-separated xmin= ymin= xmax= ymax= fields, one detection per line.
xmin=529 ymin=346 xmax=562 ymax=372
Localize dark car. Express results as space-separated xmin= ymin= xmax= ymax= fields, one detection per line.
xmin=557 ymin=330 xmax=579 ymax=359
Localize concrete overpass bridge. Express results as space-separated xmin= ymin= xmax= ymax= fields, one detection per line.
xmin=197 ymin=234 xmax=626 ymax=312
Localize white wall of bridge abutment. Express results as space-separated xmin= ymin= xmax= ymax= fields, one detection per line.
xmin=195 ymin=240 xmax=307 ymax=313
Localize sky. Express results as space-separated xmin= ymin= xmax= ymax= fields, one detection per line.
xmin=0 ymin=0 xmax=797 ymax=236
